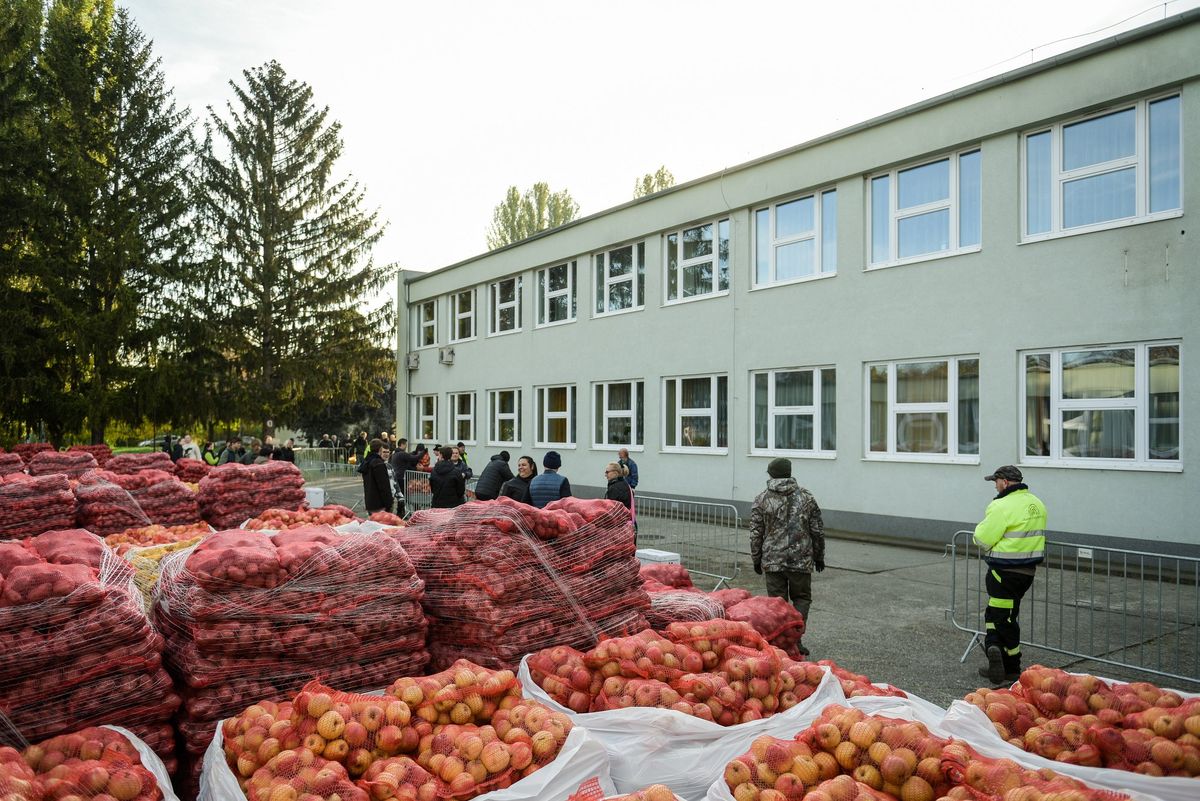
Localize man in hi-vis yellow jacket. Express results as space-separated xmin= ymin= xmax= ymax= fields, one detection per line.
xmin=973 ymin=465 xmax=1047 ymax=685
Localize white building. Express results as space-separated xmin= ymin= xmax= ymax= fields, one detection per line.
xmin=396 ymin=11 xmax=1196 ymax=551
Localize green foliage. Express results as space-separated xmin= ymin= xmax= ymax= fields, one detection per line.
xmin=486 ymin=182 xmax=580 ymax=250
xmin=634 ymin=165 xmax=675 ymax=198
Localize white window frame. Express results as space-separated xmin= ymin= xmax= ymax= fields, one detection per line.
xmin=415 ymin=300 xmax=437 ymax=348
xmin=864 ymin=356 xmax=980 ymax=464
xmin=593 ymin=241 xmax=646 ymax=317
xmin=749 ymin=367 xmax=836 ymax=458
xmin=488 ymin=276 xmax=523 ymax=337
xmin=592 ymin=380 xmax=645 ymax=451
xmin=664 ymin=218 xmax=730 ymax=304
xmin=1019 ymin=341 xmax=1181 ymax=472
xmin=447 ymin=391 xmax=476 ymax=445
xmin=412 ymin=395 xmax=438 ymax=442
xmin=487 ymin=388 xmax=522 ymax=446
xmin=536 ymin=261 xmax=577 ymax=328
xmin=752 ymin=189 xmax=838 ymax=289
xmin=449 ymin=289 xmax=476 ymax=343
xmin=1021 ymin=92 xmax=1183 ymax=242
xmin=535 ymin=385 xmax=577 ymax=448
xmin=868 ymin=148 xmax=982 ymax=269
xmin=662 ymin=374 xmax=728 ymax=454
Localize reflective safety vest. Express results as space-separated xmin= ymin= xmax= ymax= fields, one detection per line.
xmin=973 ymin=488 xmax=1047 ymax=568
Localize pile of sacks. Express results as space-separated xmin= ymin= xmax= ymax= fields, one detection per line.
xmin=27 ymin=450 xmax=98 ymax=478
xmin=0 ymin=474 xmax=77 ymax=540
xmin=197 ymin=461 xmax=306 ymax=529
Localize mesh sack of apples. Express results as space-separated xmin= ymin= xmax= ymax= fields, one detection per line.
xmin=1 ymin=724 xmax=180 ymax=801
xmin=152 ymin=526 xmax=431 ymax=791
xmin=68 ymin=443 xmax=114 ymax=467
xmin=27 ymin=450 xmax=98 ymax=478
xmin=206 ymin=659 xmax=615 ymax=801
xmin=391 ymin=496 xmax=651 ymax=671
xmin=174 ymin=457 xmax=210 ymax=482
xmin=0 ymin=473 xmax=77 ymax=540
xmin=197 ymin=461 xmax=307 ymax=530
xmin=242 ymin=505 xmax=357 ymax=531
xmin=11 ymin=443 xmax=54 ymax=464
xmin=0 ymin=530 xmax=181 ymax=771
xmin=73 ymin=473 xmax=153 ymax=536
xmin=568 ymin=776 xmax=686 ymax=801
xmin=0 ymin=453 xmax=25 ymax=478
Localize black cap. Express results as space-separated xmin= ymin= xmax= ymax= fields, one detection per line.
xmin=767 ymin=458 xmax=792 ymax=479
xmin=984 ymin=465 xmax=1023 ymax=482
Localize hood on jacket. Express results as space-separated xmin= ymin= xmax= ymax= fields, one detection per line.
xmin=766 ymin=477 xmax=798 ymax=494
xmin=432 ymin=459 xmax=457 ymax=476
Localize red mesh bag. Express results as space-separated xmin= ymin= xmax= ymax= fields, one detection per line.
xmin=386 ymin=660 xmax=521 ymax=728
xmin=222 ymin=700 xmax=303 ymax=787
xmin=0 ymin=474 xmax=77 ymax=541
xmin=368 ymin=510 xmax=404 ymax=526
xmin=962 ymin=687 xmax=1046 ymax=743
xmin=68 ymin=444 xmax=112 ymax=467
xmin=22 ymin=727 xmax=142 ymax=769
xmin=356 ymin=756 xmax=436 ymax=800
xmin=244 ymin=506 xmax=357 ymax=530
xmin=725 ymin=596 xmax=807 ymax=655
xmin=197 ymin=460 xmax=306 ymax=530
xmin=1013 ymin=666 xmax=1143 ymax=718
xmin=128 ymin=475 xmax=200 ymax=527
xmin=570 ymin=778 xmax=677 ymax=801
xmin=11 ymin=443 xmax=54 ymax=464
xmin=104 ymin=452 xmax=175 ymax=475
xmin=174 ymin=457 xmax=210 ymax=482
xmin=72 ymin=474 xmax=151 ymax=536
xmin=245 ymin=749 xmax=367 ymax=801
xmin=26 ymin=529 xmax=105 ymax=569
xmin=584 ymin=629 xmax=703 ymax=683
xmin=290 ymin=682 xmax=426 ymax=778
xmin=663 ymin=619 xmax=768 ymax=670
xmin=940 ymin=740 xmax=1133 ymax=801
xmin=526 ymin=646 xmax=598 ymax=713
xmin=27 ymin=451 xmax=98 ymax=479
xmin=709 ymin=588 xmax=752 ymax=610
xmin=0 ymin=453 xmax=24 ymax=477
xmin=590 ymin=677 xmax=685 ymax=713
xmin=638 ymin=562 xmax=693 ymax=589
xmin=721 ymin=734 xmax=824 ymax=801
xmin=806 ymin=775 xmax=900 ymax=801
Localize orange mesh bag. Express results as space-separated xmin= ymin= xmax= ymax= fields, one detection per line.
xmin=21 ymin=728 xmax=142 ymax=770
xmin=720 ymin=734 xmax=825 ymax=801
xmin=355 ymin=755 xmax=435 ymax=800
xmin=725 ymin=597 xmax=806 ymax=658
xmin=245 ymin=749 xmax=368 ymax=801
xmin=1011 ymin=666 xmax=1144 ymax=719
xmin=590 ymin=677 xmax=685 ymax=714
xmin=584 ymin=629 xmax=703 ymax=683
xmin=222 ymin=700 xmax=304 ymax=788
xmin=638 ymin=563 xmax=694 ymax=589
xmin=940 ymin=740 xmax=1133 ymax=801
xmin=386 ymin=660 xmax=520 ymax=729
xmin=962 ymin=687 xmax=1045 ymax=744
xmin=1110 ymin=680 xmax=1186 ymax=710
xmin=674 ymin=673 xmax=743 ymax=724
xmin=526 ymin=646 xmax=598 ymax=714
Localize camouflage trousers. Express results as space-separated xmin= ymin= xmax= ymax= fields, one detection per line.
xmin=764 ymin=570 xmax=812 ymax=622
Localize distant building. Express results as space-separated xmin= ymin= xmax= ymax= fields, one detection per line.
xmin=396 ymin=11 xmax=1196 ymax=551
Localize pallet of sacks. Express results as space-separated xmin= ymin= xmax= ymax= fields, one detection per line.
xmin=105 ymin=452 xmax=176 ymax=475
xmin=28 ymin=450 xmax=98 ymax=478
xmin=75 ymin=469 xmax=201 ymax=532
xmin=68 ymin=442 xmax=114 ymax=466
xmin=11 ymin=443 xmax=54 ymax=464
xmin=0 ymin=529 xmax=181 ymax=773
xmin=196 ymin=461 xmax=306 ymax=529
xmin=0 ymin=452 xmax=24 ymax=477
xmin=0 ymin=474 xmax=77 ymax=540
xmin=153 ymin=525 xmax=431 ymax=795
xmin=393 ymin=497 xmax=651 ymax=671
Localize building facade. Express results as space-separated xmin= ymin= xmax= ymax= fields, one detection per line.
xmin=397 ymin=13 xmax=1197 ymax=551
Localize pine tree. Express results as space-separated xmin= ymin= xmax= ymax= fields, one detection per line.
xmin=200 ymin=60 xmax=396 ymax=438
xmin=486 ymin=182 xmax=579 ymax=249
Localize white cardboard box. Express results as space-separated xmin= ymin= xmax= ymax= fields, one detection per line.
xmin=304 ymin=486 xmax=326 ymax=508
xmin=636 ymin=548 xmax=680 ymax=564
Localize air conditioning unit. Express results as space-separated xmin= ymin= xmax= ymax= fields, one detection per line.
xmin=438 ymin=346 xmax=455 ymax=365
xmin=405 ymin=351 xmax=419 ymax=370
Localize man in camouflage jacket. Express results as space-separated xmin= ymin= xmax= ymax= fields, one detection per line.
xmin=750 ymin=458 xmax=826 ymax=655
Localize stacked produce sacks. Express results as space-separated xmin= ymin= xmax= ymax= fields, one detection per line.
xmin=0 ymin=452 xmax=24 ymax=477
xmin=174 ymin=457 xmax=210 ymax=483
xmin=197 ymin=460 xmax=306 ymax=529
xmin=73 ymin=472 xmax=152 ymax=536
xmin=0 ymin=474 xmax=77 ymax=540
xmin=106 ymin=451 xmax=176 ymax=474
xmin=68 ymin=442 xmax=114 ymax=466
xmin=28 ymin=450 xmax=98 ymax=478
xmin=0 ymin=529 xmax=180 ymax=772
xmin=154 ymin=525 xmax=430 ymax=792
xmin=393 ymin=496 xmax=651 ymax=670
xmin=11 ymin=442 xmax=54 ymax=464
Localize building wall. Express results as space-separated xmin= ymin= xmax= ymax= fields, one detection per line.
xmin=398 ymin=16 xmax=1198 ymax=549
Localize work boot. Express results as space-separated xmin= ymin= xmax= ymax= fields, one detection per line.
xmin=983 ymin=645 xmax=1004 ymax=685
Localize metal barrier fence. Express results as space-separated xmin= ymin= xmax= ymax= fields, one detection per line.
xmin=294 ymin=447 xmax=356 ymax=478
xmin=403 ymin=470 xmax=478 ymax=515
xmin=634 ymin=494 xmax=741 ymax=591
xmin=946 ymin=530 xmax=1200 ymax=684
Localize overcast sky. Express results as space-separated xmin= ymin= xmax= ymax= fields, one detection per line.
xmin=122 ymin=0 xmax=1196 ymax=276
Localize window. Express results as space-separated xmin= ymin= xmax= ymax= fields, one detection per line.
xmin=870 ymin=149 xmax=981 ymax=266
xmin=866 ymin=356 xmax=979 ymax=460
xmin=1024 ymin=93 xmax=1181 ymax=239
xmin=751 ymin=367 xmax=836 ymax=455
xmin=537 ymin=262 xmax=576 ymax=326
xmin=535 ymin=385 xmax=576 ymax=447
xmin=1022 ymin=341 xmax=1179 ymax=468
xmin=416 ymin=300 xmax=437 ymax=347
xmin=413 ymin=395 xmax=437 ymax=442
xmin=593 ymin=381 xmax=644 ymax=449
xmin=754 ymin=190 xmax=837 ymax=286
xmin=488 ymin=276 xmax=522 ymax=336
xmin=665 ymin=219 xmax=730 ymax=302
xmin=594 ymin=242 xmax=646 ymax=315
xmin=663 ymin=375 xmax=728 ymax=451
xmin=448 ymin=392 xmax=475 ymax=444
xmin=488 ymin=388 xmax=522 ymax=445
xmin=449 ymin=289 xmax=475 ymax=342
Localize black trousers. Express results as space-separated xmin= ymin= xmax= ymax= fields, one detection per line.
xmin=984 ymin=568 xmax=1034 ymax=672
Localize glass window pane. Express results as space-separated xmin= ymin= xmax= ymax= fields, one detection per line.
xmin=498 ymin=419 xmax=515 ymax=442
xmin=682 ymin=417 xmax=710 ymax=447
xmin=775 ymin=415 xmax=813 ymax=451
xmin=609 ymin=246 xmax=632 ymax=277
xmin=717 ymin=376 xmax=728 ymax=448
xmin=682 ymin=263 xmax=712 ymax=298
xmin=635 ymin=382 xmax=644 ymax=446
xmin=609 ymin=280 xmax=632 ymax=311
xmin=607 ymin=417 xmax=631 ymax=445
xmin=499 ymin=280 xmax=515 ymax=303
xmin=820 ymin=368 xmax=836 ymax=451
xmin=1063 ymin=108 xmax=1135 ymax=170
xmin=1149 ymin=96 xmax=1181 ymax=213
xmin=896 ymin=361 xmax=948 ymax=403
xmin=1062 ymin=168 xmax=1136 ymax=229
xmin=869 ymin=365 xmax=889 ymax=452
xmin=636 ymin=242 xmax=645 ymax=307
xmin=821 ymin=190 xmax=837 ymax=272
xmin=958 ymin=150 xmax=981 ymax=248
xmin=548 ymin=418 xmax=566 ymax=444
xmin=871 ymin=175 xmax=890 ymax=264
xmin=594 ymin=255 xmax=605 ymax=314
xmin=549 ymin=294 xmax=568 ymax=322
xmin=754 ymin=374 xmax=768 ymax=449
xmin=777 ymin=196 xmax=814 ymax=239
xmin=755 ymin=209 xmax=770 ymax=284
xmin=594 ymin=385 xmax=604 ymax=445
xmin=499 ymin=307 xmax=514 ymax=331
xmin=499 ymin=391 xmax=514 ymax=414
xmin=718 ymin=219 xmax=730 ymax=291
xmin=608 ymin=383 xmax=631 ymax=411
xmin=1026 ymin=132 xmax=1051 ymax=235
xmin=681 ymin=378 xmax=710 ymax=409
xmin=665 ymin=381 xmax=676 ymax=447
xmin=547 ymin=387 xmax=567 ymax=413
xmin=548 ymin=264 xmax=568 ymax=291
xmin=457 ymin=317 xmax=471 ymax=339
xmin=459 ymin=291 xmax=471 ymax=312
xmin=1062 ymin=409 xmax=1135 ymax=459
xmin=1025 ymin=354 xmax=1051 ymax=457
xmin=682 ymin=224 xmax=713 ymax=260
xmin=775 ymin=371 xmax=813 ymax=407
xmin=776 ymin=239 xmax=814 ymax=281
xmin=897 ymin=209 xmax=950 ymax=259
xmin=1062 ymin=349 xmax=1134 ymax=399
xmin=898 ymin=159 xmax=949 ymax=208
xmin=1148 ymin=345 xmax=1180 ymax=460
xmin=957 ymin=359 xmax=979 ymax=455
xmin=896 ymin=412 xmax=948 ymax=454
xmin=666 ymin=233 xmax=679 ymax=300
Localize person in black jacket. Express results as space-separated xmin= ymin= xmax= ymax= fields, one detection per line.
xmin=473 ymin=451 xmax=512 ymax=501
xmin=357 ymin=438 xmax=394 ymax=514
xmin=273 ymin=438 xmax=296 ymax=462
xmin=499 ymin=455 xmax=537 ymax=505
xmin=604 ymin=462 xmax=632 ymax=509
xmin=429 ymin=446 xmax=466 ymax=508
xmin=391 ymin=442 xmax=418 ymax=474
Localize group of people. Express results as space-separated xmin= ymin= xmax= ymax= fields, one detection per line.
xmin=162 ymin=434 xmax=295 ymax=466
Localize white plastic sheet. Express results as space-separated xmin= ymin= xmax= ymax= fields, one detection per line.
xmin=100 ymin=725 xmax=181 ymax=801
xmin=519 ymin=656 xmax=846 ymax=801
xmin=199 ymin=718 xmax=615 ymax=801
